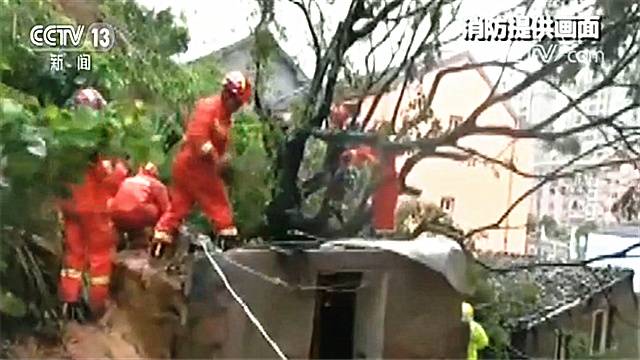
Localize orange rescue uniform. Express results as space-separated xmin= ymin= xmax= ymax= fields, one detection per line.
xmin=58 ymin=158 xmax=128 ymax=313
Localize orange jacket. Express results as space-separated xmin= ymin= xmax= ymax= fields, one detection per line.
xmin=108 ymin=170 xmax=169 ymax=216
xmin=181 ymin=95 xmax=232 ymax=164
xmin=60 ymin=158 xmax=128 ymax=214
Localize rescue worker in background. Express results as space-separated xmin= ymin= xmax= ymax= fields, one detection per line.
xmin=150 ymin=71 xmax=252 ymax=258
xmin=331 ymin=104 xmax=400 ymax=236
xmin=108 ymin=162 xmax=169 ymax=249
xmin=462 ymin=302 xmax=489 ymax=360
xmin=58 ymin=88 xmax=129 ymax=320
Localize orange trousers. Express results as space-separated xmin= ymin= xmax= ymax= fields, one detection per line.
xmin=155 ymin=165 xmax=234 ymax=238
xmin=58 ymin=212 xmax=116 ymax=314
xmin=372 ymin=153 xmax=399 ymax=232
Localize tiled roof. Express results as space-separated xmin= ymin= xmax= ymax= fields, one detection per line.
xmin=478 ymin=253 xmax=633 ymax=330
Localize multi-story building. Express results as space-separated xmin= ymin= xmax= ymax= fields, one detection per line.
xmin=535 ymin=160 xmax=639 ymax=227
xmin=345 ymin=52 xmax=535 ymax=255
xmin=501 ymin=67 xmax=640 ymax=228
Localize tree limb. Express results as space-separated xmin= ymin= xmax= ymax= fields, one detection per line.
xmin=477 ymin=241 xmax=640 ymax=272
xmin=287 ymin=0 xmax=321 ymax=64
xmin=351 ymin=0 xmax=404 ymax=39
xmin=464 ymin=135 xmax=637 ymax=242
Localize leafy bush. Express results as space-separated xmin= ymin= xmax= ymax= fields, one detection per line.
xmin=228 ymin=110 xmax=278 ymax=238
xmin=0 ymin=0 xmax=225 ymax=337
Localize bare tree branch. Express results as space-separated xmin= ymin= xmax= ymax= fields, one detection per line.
xmin=476 ymin=241 xmax=640 ymax=272
xmin=455 ymin=144 xmax=640 ymax=179
xmin=351 ymin=0 xmax=404 ymax=39
xmin=287 ymin=0 xmax=321 ymax=63
xmin=469 ymin=102 xmax=640 ymax=140
xmin=390 ymin=68 xmax=412 ymax=133
xmin=359 ymin=0 xmax=444 ymax=131
xmin=464 ymin=135 xmax=637 ymax=241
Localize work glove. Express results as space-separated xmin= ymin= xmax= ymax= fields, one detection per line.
xmin=149 ymin=230 xmax=172 ymax=259
xmin=217 ymin=227 xmax=240 ymax=251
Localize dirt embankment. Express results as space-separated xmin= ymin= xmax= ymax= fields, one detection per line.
xmin=8 ymin=250 xmax=187 ymax=359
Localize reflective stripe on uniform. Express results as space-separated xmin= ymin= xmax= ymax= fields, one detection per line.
xmin=60 ymin=268 xmax=83 ymax=279
xmin=153 ymin=230 xmax=173 ymax=244
xmin=219 ymin=227 xmax=238 ymax=236
xmin=90 ymin=275 xmax=110 ymax=286
xmin=125 ymin=176 xmax=152 ymax=187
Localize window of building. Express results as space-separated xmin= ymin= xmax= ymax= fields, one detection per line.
xmin=440 ymin=197 xmax=455 ymax=213
xmin=572 ymin=201 xmax=579 ymax=210
xmin=591 ymin=309 xmax=609 ymax=355
xmin=554 ymin=331 xmax=568 ymax=360
xmin=606 ymin=307 xmax=616 ymax=350
xmin=449 ymin=115 xmax=463 ymax=130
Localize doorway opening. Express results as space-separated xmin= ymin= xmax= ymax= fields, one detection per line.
xmin=309 ymin=272 xmax=362 ymax=359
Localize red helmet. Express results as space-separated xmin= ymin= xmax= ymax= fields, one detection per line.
xmin=330 ymin=104 xmax=350 ymax=130
xmin=139 ymin=162 xmax=159 ymax=178
xmin=222 ymin=71 xmax=251 ymax=104
xmin=340 ymin=149 xmax=357 ymax=166
xmin=73 ymin=88 xmax=106 ymax=110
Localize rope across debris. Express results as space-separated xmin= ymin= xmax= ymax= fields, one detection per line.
xmin=221 ymin=252 xmax=367 ymax=292
xmin=200 ymin=240 xmax=288 ymax=360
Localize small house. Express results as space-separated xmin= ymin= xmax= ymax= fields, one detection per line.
xmin=112 ymin=236 xmax=473 ymax=359
xmin=479 ymin=253 xmax=639 ymax=359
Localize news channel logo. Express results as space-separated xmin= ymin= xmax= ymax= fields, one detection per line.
xmin=29 ymin=22 xmax=116 ymax=52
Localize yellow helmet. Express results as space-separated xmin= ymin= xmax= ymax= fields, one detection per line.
xmin=462 ymin=302 xmax=474 ymax=322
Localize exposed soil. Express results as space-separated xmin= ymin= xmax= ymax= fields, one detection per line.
xmin=7 ymin=306 xmax=143 ymax=359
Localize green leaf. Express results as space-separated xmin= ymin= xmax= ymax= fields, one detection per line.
xmin=6 ymin=152 xmax=42 ymax=178
xmin=26 ymin=137 xmax=47 ymax=157
xmin=0 ymin=292 xmax=27 ymax=317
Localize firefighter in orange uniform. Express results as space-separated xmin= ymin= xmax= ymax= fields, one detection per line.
xmin=58 ymin=88 xmax=129 ymax=319
xmin=151 ymin=71 xmax=251 ymax=257
xmin=339 ymin=145 xmax=399 ymax=235
xmin=330 ymin=103 xmax=400 ymax=235
xmin=108 ymin=162 xmax=169 ymax=248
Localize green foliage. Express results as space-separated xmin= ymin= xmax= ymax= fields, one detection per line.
xmin=566 ymin=332 xmax=591 ymax=359
xmin=228 ymin=111 xmax=277 ymax=237
xmin=0 ymin=0 xmax=222 ymax=335
xmin=0 ymin=292 xmax=27 ymax=318
xmin=299 ymin=137 xmax=328 ymax=215
xmin=470 ymin=264 xmax=541 ymax=359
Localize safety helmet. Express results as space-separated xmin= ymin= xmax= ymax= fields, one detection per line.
xmin=222 ymin=71 xmax=251 ymax=104
xmin=139 ymin=162 xmax=159 ymax=178
xmin=330 ymin=104 xmax=350 ymax=129
xmin=462 ymin=302 xmax=474 ymax=322
xmin=340 ymin=149 xmax=357 ymax=166
xmin=73 ymin=87 xmax=107 ymax=110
